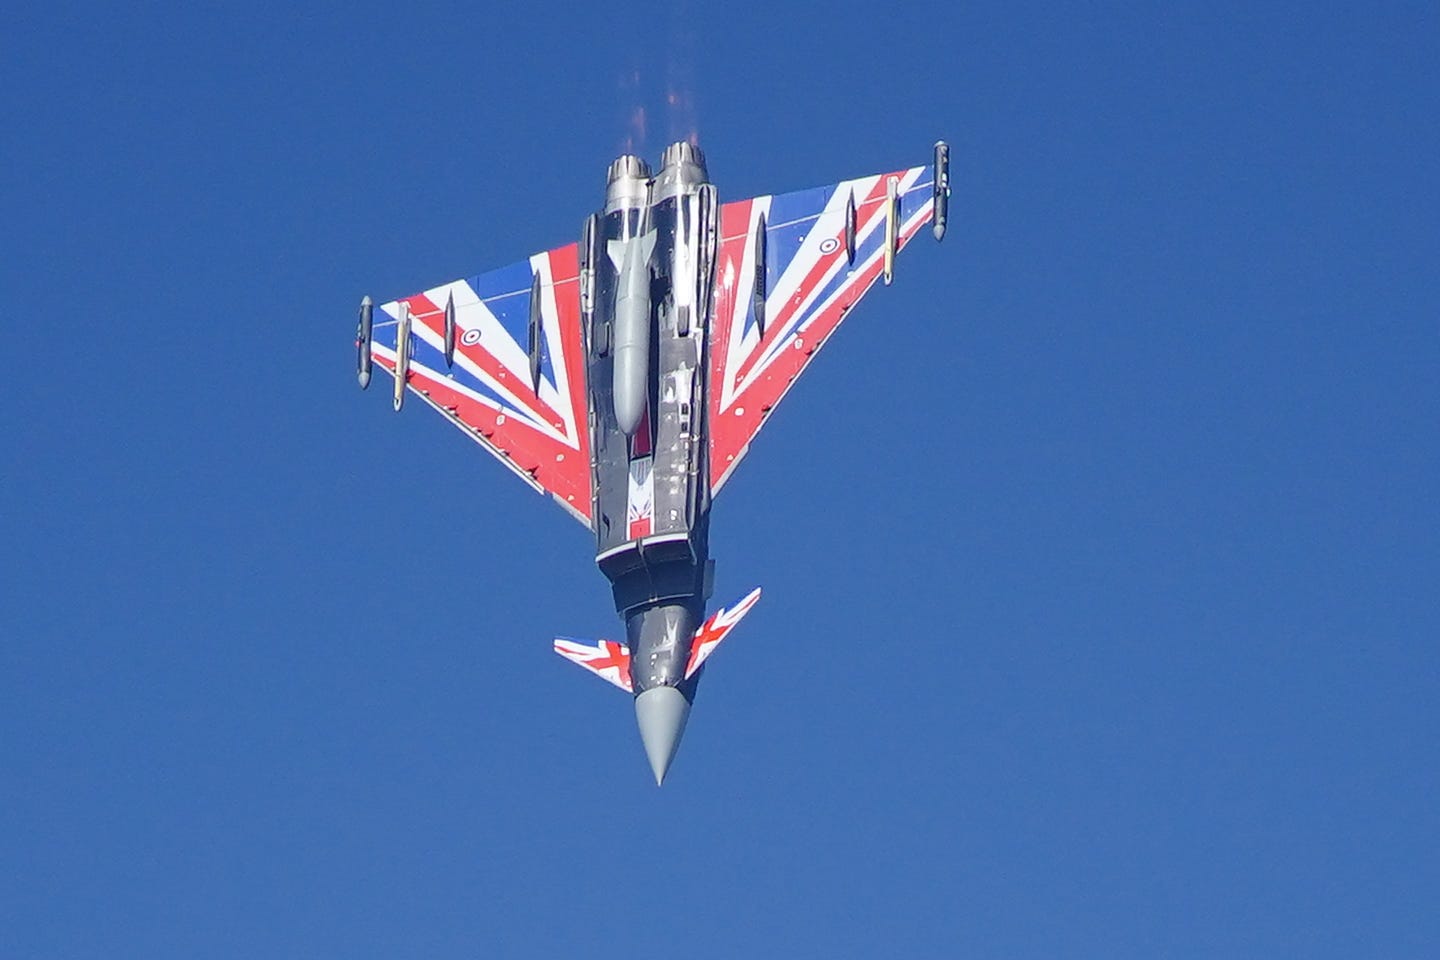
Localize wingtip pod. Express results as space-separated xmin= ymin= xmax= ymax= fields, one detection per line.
xmin=356 ymin=296 xmax=373 ymax=389
xmin=932 ymin=140 xmax=950 ymax=242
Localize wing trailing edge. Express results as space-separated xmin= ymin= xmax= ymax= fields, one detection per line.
xmin=706 ymin=162 xmax=941 ymax=496
xmin=368 ymin=243 xmax=594 ymax=526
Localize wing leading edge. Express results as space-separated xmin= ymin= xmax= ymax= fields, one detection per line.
xmin=370 ymin=244 xmax=593 ymax=526
xmin=707 ymin=162 xmax=939 ymax=495
xmin=365 ymin=149 xmax=947 ymax=517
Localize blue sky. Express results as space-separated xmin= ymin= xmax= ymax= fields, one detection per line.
xmin=3 ymin=1 xmax=1437 ymax=956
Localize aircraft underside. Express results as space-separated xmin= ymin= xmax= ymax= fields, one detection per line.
xmin=357 ymin=138 xmax=949 ymax=783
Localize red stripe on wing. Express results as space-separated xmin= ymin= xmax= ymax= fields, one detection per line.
xmin=707 ymin=203 xmax=933 ymax=492
xmin=707 ymin=198 xmax=755 ymax=489
xmin=403 ymin=291 xmax=569 ymax=436
xmin=730 ymin=172 xmax=898 ymax=387
xmin=384 ymin=244 xmax=592 ymax=521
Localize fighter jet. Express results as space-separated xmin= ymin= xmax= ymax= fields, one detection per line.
xmin=356 ymin=140 xmax=950 ymax=783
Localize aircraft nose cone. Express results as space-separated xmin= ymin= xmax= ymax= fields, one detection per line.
xmin=634 ymin=686 xmax=691 ymax=785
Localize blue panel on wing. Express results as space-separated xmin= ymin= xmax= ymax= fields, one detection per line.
xmin=900 ymin=168 xmax=935 ymax=221
xmin=406 ymin=334 xmax=511 ymax=411
xmin=766 ymin=183 xmax=835 ymax=278
xmin=373 ymin=314 xmax=398 ymax=351
xmin=470 ymin=259 xmax=533 ymax=345
xmin=766 ymin=183 xmax=833 ymax=231
xmin=470 ymin=259 xmax=559 ymax=392
xmin=738 ymin=182 xmax=840 ymax=340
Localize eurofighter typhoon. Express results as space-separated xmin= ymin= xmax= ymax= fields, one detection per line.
xmin=356 ymin=141 xmax=950 ymax=783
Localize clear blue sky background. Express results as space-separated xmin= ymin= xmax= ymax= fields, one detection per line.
xmin=3 ymin=2 xmax=1437 ymax=956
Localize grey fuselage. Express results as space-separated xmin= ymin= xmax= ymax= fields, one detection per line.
xmin=581 ymin=142 xmax=719 ymax=706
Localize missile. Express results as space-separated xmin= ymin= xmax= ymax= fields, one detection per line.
xmin=580 ymin=212 xmax=599 ymax=319
xmin=844 ymin=191 xmax=857 ymax=266
xmin=356 ymin=295 xmax=373 ymax=389
xmin=752 ymin=212 xmax=768 ymax=336
xmin=673 ymin=195 xmax=696 ymax=336
xmin=609 ymin=229 xmax=657 ymax=435
xmin=603 ymin=155 xmax=654 ymax=434
xmin=932 ymin=140 xmax=950 ymax=242
xmin=883 ymin=176 xmax=899 ymax=286
xmin=393 ymin=300 xmax=411 ymax=412
xmin=528 ymin=271 xmax=543 ymax=395
xmin=697 ymin=182 xmax=720 ymax=326
xmin=443 ymin=292 xmax=456 ymax=368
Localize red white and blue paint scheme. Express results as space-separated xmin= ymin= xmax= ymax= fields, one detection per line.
xmin=357 ymin=141 xmax=950 ymax=783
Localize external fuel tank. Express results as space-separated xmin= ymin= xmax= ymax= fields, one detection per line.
xmin=602 ymin=156 xmax=655 ymax=436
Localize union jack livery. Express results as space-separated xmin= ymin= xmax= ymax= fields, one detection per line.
xmin=553 ymin=587 xmax=764 ymax=694
xmin=357 ymin=140 xmax=950 ymax=783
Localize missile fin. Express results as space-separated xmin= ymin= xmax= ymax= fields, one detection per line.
xmin=607 ymin=237 xmax=627 ymax=271
xmin=637 ymin=228 xmax=657 ymax=265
